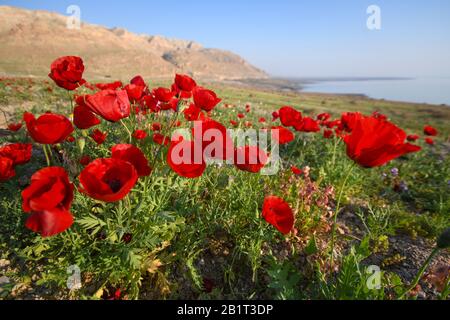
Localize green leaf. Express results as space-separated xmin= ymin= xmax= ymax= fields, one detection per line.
xmin=78 ymin=214 xmax=107 ymax=235
xmin=305 ymin=235 xmax=319 ymax=255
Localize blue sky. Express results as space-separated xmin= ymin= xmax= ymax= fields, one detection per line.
xmin=3 ymin=0 xmax=450 ymax=77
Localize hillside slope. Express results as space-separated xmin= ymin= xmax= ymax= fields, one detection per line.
xmin=0 ymin=6 xmax=267 ymax=80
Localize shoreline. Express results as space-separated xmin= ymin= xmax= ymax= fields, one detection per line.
xmin=222 ymin=77 xmax=449 ymax=107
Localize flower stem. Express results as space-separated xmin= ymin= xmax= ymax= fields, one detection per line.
xmin=149 ymin=110 xmax=180 ymax=173
xmin=399 ymin=247 xmax=440 ymax=300
xmin=42 ymin=144 xmax=51 ymax=166
xmin=331 ymin=137 xmax=339 ymax=168
xmin=329 ymin=162 xmax=355 ymax=268
xmin=120 ymin=119 xmax=133 ymax=144
xmin=439 ymin=278 xmax=450 ymax=300
xmin=67 ymin=91 xmax=74 ymax=116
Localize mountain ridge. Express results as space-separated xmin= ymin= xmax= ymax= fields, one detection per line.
xmin=0 ymin=6 xmax=268 ymax=81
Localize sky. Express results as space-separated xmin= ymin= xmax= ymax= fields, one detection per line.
xmin=2 ymin=0 xmax=450 ymax=77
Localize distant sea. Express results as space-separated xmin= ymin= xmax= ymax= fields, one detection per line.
xmin=295 ymin=77 xmax=450 ymax=106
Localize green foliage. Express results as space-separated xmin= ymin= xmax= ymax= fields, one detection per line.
xmin=317 ymin=238 xmax=403 ymax=300
xmin=0 ymin=77 xmax=448 ymax=300
xmin=267 ymin=259 xmax=301 ymax=300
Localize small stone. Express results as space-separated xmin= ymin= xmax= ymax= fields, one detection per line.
xmin=0 ymin=259 xmax=10 ymax=268
xmin=418 ymin=291 xmax=427 ymax=299
xmin=0 ymin=276 xmax=10 ymax=285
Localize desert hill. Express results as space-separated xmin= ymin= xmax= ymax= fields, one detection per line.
xmin=0 ymin=6 xmax=267 ymax=81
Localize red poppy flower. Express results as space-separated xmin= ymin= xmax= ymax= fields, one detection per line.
xmin=22 ymin=167 xmax=74 ymax=237
xmin=79 ymin=155 xmax=91 ymax=166
xmin=0 ymin=157 xmax=15 ymax=182
xmin=184 ymin=103 xmax=202 ymax=121
xmin=340 ymin=112 xmax=363 ymax=132
xmin=167 ymin=139 xmax=206 ymax=178
xmin=262 ymin=196 xmax=294 ymax=235
xmin=271 ymin=126 xmax=294 ymax=145
xmin=317 ymin=113 xmax=331 ymax=122
xmin=91 ymin=129 xmax=107 ymax=145
xmin=291 ymin=166 xmax=303 ymax=175
xmin=294 ymin=117 xmax=320 ymax=133
xmin=25 ymin=207 xmax=74 ymax=238
xmin=175 ymin=74 xmax=197 ymax=92
xmin=48 ymin=56 xmax=85 ymax=91
xmin=160 ymin=97 xmax=180 ymax=112
xmin=234 ymin=146 xmax=268 ymax=173
xmin=124 ymin=84 xmax=145 ymax=102
xmin=259 ymin=117 xmax=267 ymax=123
xmin=323 ymin=129 xmax=334 ymax=139
xmin=153 ymin=87 xmax=175 ymax=103
xmin=141 ymin=95 xmax=159 ymax=113
xmin=132 ymin=130 xmax=147 ymax=140
xmin=153 ymin=133 xmax=170 ymax=146
xmin=171 ymin=83 xmax=192 ymax=99
xmin=73 ymin=105 xmax=101 ymax=130
xmin=74 ymin=94 xmax=89 ymax=107
xmin=95 ymin=81 xmax=123 ymax=91
xmin=425 ymin=138 xmax=435 ymax=145
xmin=151 ymin=123 xmax=162 ymax=132
xmin=134 ymin=106 xmax=143 ymax=115
xmin=279 ymin=106 xmax=302 ymax=127
xmin=24 ymin=112 xmax=74 ymax=145
xmin=335 ymin=128 xmax=344 ymax=138
xmin=102 ymin=288 xmax=123 ymax=301
xmin=192 ymin=116 xmax=234 ymax=161
xmin=111 ymin=144 xmax=152 ymax=177
xmin=86 ymin=89 xmax=131 ymax=122
xmin=8 ymin=123 xmax=22 ymax=132
xmin=326 ymin=120 xmax=341 ymax=129
xmin=237 ymin=113 xmax=245 ymax=119
xmin=424 ymin=125 xmax=438 ymax=136
xmin=22 ymin=167 xmax=74 ymax=213
xmin=407 ymin=134 xmax=420 ymax=142
xmin=0 ymin=143 xmax=32 ymax=166
xmin=343 ymin=115 xmax=421 ymax=168
xmin=130 ymin=75 xmax=146 ymax=87
xmin=193 ymin=87 xmax=222 ymax=112
xmin=230 ymin=120 xmax=238 ymax=127
xmin=79 ymin=158 xmax=139 ymax=202
xmin=272 ymin=111 xmax=280 ymax=121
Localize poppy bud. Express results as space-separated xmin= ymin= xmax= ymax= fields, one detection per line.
xmin=122 ymin=233 xmax=133 ymax=244
xmin=78 ymin=138 xmax=86 ymax=154
xmin=437 ymin=228 xmax=450 ymax=249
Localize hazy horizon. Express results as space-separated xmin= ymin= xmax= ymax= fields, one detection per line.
xmin=2 ymin=0 xmax=450 ymax=78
